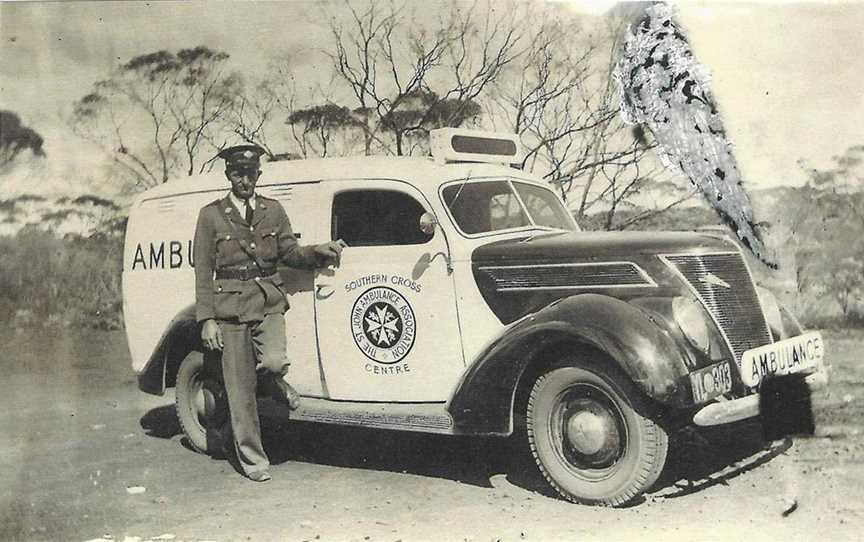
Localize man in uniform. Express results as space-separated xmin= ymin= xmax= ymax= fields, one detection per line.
xmin=193 ymin=144 xmax=344 ymax=482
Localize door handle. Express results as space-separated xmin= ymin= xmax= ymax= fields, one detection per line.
xmin=316 ymin=284 xmax=334 ymax=299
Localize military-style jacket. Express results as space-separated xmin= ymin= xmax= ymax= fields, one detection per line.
xmin=193 ymin=194 xmax=319 ymax=323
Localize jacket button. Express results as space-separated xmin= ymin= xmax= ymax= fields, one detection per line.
xmin=254 ymin=277 xmax=261 ymax=282
xmin=250 ymin=242 xmax=256 ymax=249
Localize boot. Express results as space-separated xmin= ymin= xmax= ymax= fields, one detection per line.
xmin=270 ymin=376 xmax=301 ymax=410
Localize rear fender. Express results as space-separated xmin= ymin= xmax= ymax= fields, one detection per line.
xmin=137 ymin=305 xmax=201 ymax=395
xmin=447 ymin=293 xmax=691 ymax=435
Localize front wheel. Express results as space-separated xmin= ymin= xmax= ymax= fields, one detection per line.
xmin=175 ymin=351 xmax=229 ymax=455
xmin=526 ymin=364 xmax=668 ymax=506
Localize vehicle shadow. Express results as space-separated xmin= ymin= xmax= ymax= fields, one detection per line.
xmin=139 ymin=401 xmax=541 ymax=491
xmin=257 ymin=403 xmax=548 ymax=493
xmin=140 ymin=404 xmax=181 ymax=439
xmin=139 ymin=402 xmax=787 ymax=503
xmin=648 ymin=420 xmax=792 ymax=500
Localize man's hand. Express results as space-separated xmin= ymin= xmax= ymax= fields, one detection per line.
xmin=314 ymin=239 xmax=347 ymax=267
xmin=201 ymin=319 xmax=223 ymax=351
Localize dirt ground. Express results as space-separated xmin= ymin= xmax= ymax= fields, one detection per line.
xmin=1 ymin=329 xmax=862 ymax=542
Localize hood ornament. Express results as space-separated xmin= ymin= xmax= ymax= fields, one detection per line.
xmin=699 ymin=273 xmax=731 ymax=289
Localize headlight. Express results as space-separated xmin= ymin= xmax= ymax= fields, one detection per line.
xmin=672 ymin=296 xmax=712 ymax=354
xmin=756 ymin=286 xmax=799 ymax=340
xmin=756 ymin=286 xmax=783 ymax=340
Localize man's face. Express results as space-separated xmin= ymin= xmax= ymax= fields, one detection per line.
xmin=227 ymin=167 xmax=260 ymax=200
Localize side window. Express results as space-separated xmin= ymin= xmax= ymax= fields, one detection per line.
xmin=332 ymin=190 xmax=433 ymax=247
xmin=442 ymin=180 xmax=529 ymax=234
xmin=513 ymin=182 xmax=577 ymax=231
xmin=489 ymin=192 xmax=529 ymax=231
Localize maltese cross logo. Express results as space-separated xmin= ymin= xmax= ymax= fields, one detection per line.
xmin=351 ymin=286 xmax=416 ymax=364
xmin=364 ymin=303 xmax=402 ymax=346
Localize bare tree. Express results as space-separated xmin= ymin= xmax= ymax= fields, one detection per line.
xmin=805 ymin=145 xmax=864 ymax=229
xmin=223 ymin=55 xmax=313 ymax=160
xmin=71 ymin=46 xmax=240 ymax=189
xmin=225 ymin=79 xmax=280 ymax=158
xmin=792 ymin=146 xmax=864 ymax=315
xmin=485 ymin=8 xmax=692 ymax=230
xmin=287 ymin=104 xmax=365 ymax=158
xmin=327 ymin=0 xmax=519 ymax=156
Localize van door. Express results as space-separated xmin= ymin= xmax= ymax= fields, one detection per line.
xmin=313 ymin=180 xmax=465 ymax=402
xmin=258 ymin=181 xmax=327 ymax=398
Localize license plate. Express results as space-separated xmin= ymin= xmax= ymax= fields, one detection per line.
xmin=740 ymin=331 xmax=824 ymax=387
xmin=690 ymin=361 xmax=733 ymax=404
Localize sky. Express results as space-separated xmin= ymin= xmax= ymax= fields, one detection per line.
xmin=1 ymin=0 xmax=863 ymax=199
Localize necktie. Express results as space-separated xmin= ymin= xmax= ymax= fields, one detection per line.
xmin=244 ymin=199 xmax=253 ymax=225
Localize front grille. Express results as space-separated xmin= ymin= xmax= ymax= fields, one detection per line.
xmin=663 ymin=253 xmax=772 ymax=367
xmin=478 ymin=262 xmax=654 ymax=291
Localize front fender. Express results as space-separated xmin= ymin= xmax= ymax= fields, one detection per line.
xmin=136 ymin=305 xmax=201 ymax=395
xmin=447 ymin=293 xmax=691 ymax=435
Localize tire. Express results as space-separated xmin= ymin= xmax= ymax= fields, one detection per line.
xmin=526 ymin=363 xmax=668 ymax=506
xmin=175 ymin=351 xmax=229 ymax=455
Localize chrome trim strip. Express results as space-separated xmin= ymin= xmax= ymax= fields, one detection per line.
xmin=489 ymin=284 xmax=649 ymax=292
xmin=477 ymin=261 xmax=658 ymax=291
xmin=293 ymin=397 xmax=455 ymax=434
xmin=138 ymin=181 xmax=322 ymax=204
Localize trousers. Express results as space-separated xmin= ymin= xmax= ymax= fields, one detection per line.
xmin=219 ymin=313 xmax=288 ymax=475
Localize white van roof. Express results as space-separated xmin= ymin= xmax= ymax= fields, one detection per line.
xmin=135 ymin=156 xmax=546 ymax=203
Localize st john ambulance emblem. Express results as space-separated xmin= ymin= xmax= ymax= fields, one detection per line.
xmin=351 ymin=287 xmax=416 ymax=364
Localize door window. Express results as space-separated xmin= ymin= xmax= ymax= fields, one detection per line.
xmin=332 ymin=190 xmax=433 ymax=247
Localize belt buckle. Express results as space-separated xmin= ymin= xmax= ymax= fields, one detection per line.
xmin=239 ymin=267 xmax=251 ymax=281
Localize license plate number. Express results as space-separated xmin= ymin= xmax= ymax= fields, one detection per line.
xmin=690 ymin=361 xmax=733 ymax=403
xmin=740 ymin=331 xmax=824 ymax=387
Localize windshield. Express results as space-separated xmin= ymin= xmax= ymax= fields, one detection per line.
xmin=441 ymin=179 xmax=578 ymax=235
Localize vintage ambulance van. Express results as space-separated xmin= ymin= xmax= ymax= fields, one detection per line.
xmin=124 ymin=128 xmax=827 ymax=506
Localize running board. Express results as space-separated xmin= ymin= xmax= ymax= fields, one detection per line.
xmin=291 ymin=398 xmax=455 ymax=434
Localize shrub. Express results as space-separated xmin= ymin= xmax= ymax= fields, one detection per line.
xmin=0 ymin=228 xmax=124 ymax=329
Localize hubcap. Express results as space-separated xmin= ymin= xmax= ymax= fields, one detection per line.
xmin=566 ymin=406 xmax=617 ymax=456
xmin=553 ymin=386 xmax=626 ymax=472
xmin=191 ymin=376 xmax=227 ymax=430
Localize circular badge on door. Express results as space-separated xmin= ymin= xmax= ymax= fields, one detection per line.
xmin=351 ymin=286 xmax=416 ymax=364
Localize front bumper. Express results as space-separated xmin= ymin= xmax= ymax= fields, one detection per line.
xmin=692 ymin=369 xmax=828 ymax=427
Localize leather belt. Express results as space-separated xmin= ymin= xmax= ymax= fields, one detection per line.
xmin=215 ymin=267 xmax=276 ymax=281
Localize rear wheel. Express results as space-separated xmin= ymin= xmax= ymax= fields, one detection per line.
xmin=526 ymin=363 xmax=668 ymax=506
xmin=175 ymin=351 xmax=229 ymax=454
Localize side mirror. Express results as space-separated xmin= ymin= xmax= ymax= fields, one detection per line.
xmin=419 ymin=212 xmax=438 ymax=236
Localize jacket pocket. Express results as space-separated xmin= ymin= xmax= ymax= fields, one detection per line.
xmin=214 ymin=233 xmax=237 ymax=262
xmin=215 ymin=233 xmax=235 ymax=245
xmin=213 ymin=280 xmax=243 ymax=320
xmin=261 ymin=274 xmax=290 ymax=313
xmin=261 ymin=230 xmax=279 ymax=259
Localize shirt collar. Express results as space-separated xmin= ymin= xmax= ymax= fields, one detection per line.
xmin=228 ymin=191 xmax=256 ymax=213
